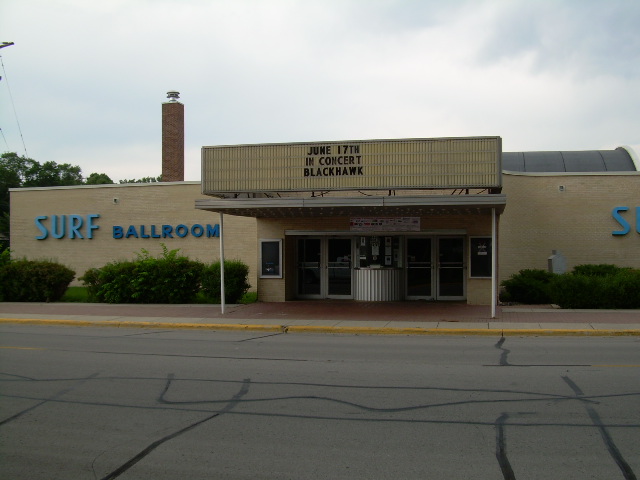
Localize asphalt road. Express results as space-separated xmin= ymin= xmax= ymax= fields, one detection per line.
xmin=1 ymin=325 xmax=639 ymax=480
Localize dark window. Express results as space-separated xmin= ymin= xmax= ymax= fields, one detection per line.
xmin=470 ymin=237 xmax=492 ymax=278
xmin=260 ymin=240 xmax=282 ymax=278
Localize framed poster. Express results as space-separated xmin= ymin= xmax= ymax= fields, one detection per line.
xmin=470 ymin=237 xmax=492 ymax=278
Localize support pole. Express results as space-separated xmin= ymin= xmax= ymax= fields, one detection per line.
xmin=491 ymin=208 xmax=497 ymax=319
xmin=219 ymin=213 xmax=225 ymax=315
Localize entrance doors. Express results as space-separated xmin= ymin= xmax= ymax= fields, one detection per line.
xmin=297 ymin=238 xmax=321 ymax=296
xmin=296 ymin=238 xmax=352 ymax=299
xmin=296 ymin=236 xmax=464 ymax=300
xmin=327 ymin=238 xmax=352 ymax=296
xmin=437 ymin=237 xmax=465 ymax=299
xmin=406 ymin=238 xmax=433 ymax=298
xmin=405 ymin=236 xmax=465 ymax=300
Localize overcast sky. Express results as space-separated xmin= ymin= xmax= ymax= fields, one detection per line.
xmin=1 ymin=0 xmax=639 ymax=182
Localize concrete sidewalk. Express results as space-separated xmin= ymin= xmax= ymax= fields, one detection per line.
xmin=1 ymin=301 xmax=639 ymax=336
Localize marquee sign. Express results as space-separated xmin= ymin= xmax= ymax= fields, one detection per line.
xmin=202 ymin=136 xmax=502 ymax=194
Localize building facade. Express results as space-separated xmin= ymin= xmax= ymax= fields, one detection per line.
xmin=9 ymin=139 xmax=639 ymax=308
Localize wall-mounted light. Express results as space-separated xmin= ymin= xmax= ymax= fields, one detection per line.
xmin=113 ymin=198 xmax=119 ymax=204
xmin=558 ymin=185 xmax=566 ymax=192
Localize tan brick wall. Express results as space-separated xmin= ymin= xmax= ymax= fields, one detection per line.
xmin=467 ymin=279 xmax=491 ymax=305
xmin=499 ymin=172 xmax=640 ymax=280
xmin=10 ymin=182 xmax=257 ymax=288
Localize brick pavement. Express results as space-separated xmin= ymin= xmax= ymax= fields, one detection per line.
xmin=0 ymin=301 xmax=639 ymax=324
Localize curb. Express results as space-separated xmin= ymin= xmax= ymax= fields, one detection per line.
xmin=2 ymin=318 xmax=639 ymax=336
xmin=0 ymin=318 xmax=284 ymax=332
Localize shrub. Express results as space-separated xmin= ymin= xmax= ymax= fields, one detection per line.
xmin=500 ymin=269 xmax=555 ymax=304
xmin=550 ymin=268 xmax=640 ymax=309
xmin=0 ymin=259 xmax=75 ymax=302
xmin=201 ymin=260 xmax=251 ymax=304
xmin=80 ymin=267 xmax=102 ymax=302
xmin=80 ymin=245 xmax=204 ymax=304
xmin=548 ymin=274 xmax=601 ymax=309
xmin=571 ymin=264 xmax=627 ymax=277
xmin=0 ymin=248 xmax=10 ymax=267
xmin=599 ymin=269 xmax=640 ymax=309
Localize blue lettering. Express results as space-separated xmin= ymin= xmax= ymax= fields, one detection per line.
xmin=175 ymin=224 xmax=188 ymax=238
xmin=162 ymin=225 xmax=173 ymax=238
xmin=69 ymin=215 xmax=84 ymax=239
xmin=612 ymin=207 xmax=630 ymax=235
xmin=126 ymin=225 xmax=139 ymax=238
xmin=207 ymin=224 xmax=220 ymax=237
xmin=87 ymin=214 xmax=100 ymax=239
xmin=52 ymin=215 xmax=65 ymax=239
xmin=191 ymin=224 xmax=204 ymax=237
xmin=35 ymin=216 xmax=48 ymax=240
xmin=37 ymin=217 xmax=219 ymax=240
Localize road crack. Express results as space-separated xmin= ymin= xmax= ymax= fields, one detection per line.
xmin=98 ymin=377 xmax=250 ymax=480
xmin=562 ymin=376 xmax=637 ymax=480
xmin=495 ymin=413 xmax=516 ymax=479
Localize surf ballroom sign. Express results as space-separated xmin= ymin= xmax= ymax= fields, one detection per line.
xmin=34 ymin=214 xmax=220 ymax=240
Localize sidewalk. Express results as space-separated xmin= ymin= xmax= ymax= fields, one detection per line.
xmin=1 ymin=301 xmax=639 ymax=336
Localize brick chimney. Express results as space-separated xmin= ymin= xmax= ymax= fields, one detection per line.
xmin=162 ymin=91 xmax=184 ymax=182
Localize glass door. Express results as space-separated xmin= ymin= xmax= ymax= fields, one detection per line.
xmin=405 ymin=237 xmax=433 ymax=299
xmin=327 ymin=238 xmax=352 ymax=298
xmin=437 ymin=237 xmax=465 ymax=300
xmin=296 ymin=238 xmax=321 ymax=297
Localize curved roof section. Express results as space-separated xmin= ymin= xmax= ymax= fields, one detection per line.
xmin=502 ymin=147 xmax=637 ymax=172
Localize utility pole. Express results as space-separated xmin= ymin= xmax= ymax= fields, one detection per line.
xmin=0 ymin=42 xmax=14 ymax=81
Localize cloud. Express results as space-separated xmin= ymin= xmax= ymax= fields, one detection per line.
xmin=1 ymin=0 xmax=639 ymax=182
xmin=477 ymin=0 xmax=640 ymax=78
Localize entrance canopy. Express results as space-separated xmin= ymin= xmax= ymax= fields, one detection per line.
xmin=195 ymin=194 xmax=506 ymax=218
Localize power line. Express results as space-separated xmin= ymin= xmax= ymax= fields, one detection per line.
xmin=0 ymin=43 xmax=28 ymax=157
xmin=0 ymin=127 xmax=10 ymax=151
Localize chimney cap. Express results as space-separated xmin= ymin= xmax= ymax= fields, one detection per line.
xmin=166 ymin=91 xmax=180 ymax=102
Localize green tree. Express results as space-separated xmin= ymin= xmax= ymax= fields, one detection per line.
xmin=0 ymin=152 xmax=103 ymax=249
xmin=86 ymin=172 xmax=114 ymax=185
xmin=0 ymin=152 xmax=34 ymax=250
xmin=24 ymin=160 xmax=83 ymax=187
xmin=119 ymin=175 xmax=162 ymax=184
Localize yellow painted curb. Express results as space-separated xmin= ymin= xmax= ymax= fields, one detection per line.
xmin=1 ymin=318 xmax=638 ymax=336
xmin=0 ymin=318 xmax=285 ymax=332
xmin=286 ymin=326 xmax=640 ymax=336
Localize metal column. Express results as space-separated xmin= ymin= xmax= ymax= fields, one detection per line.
xmin=219 ymin=213 xmax=225 ymax=315
xmin=491 ymin=208 xmax=497 ymax=319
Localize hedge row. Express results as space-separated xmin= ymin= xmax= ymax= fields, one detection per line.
xmin=0 ymin=250 xmax=75 ymax=302
xmin=501 ymin=264 xmax=640 ymax=309
xmin=0 ymin=246 xmax=251 ymax=304
xmin=80 ymin=246 xmax=250 ymax=304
